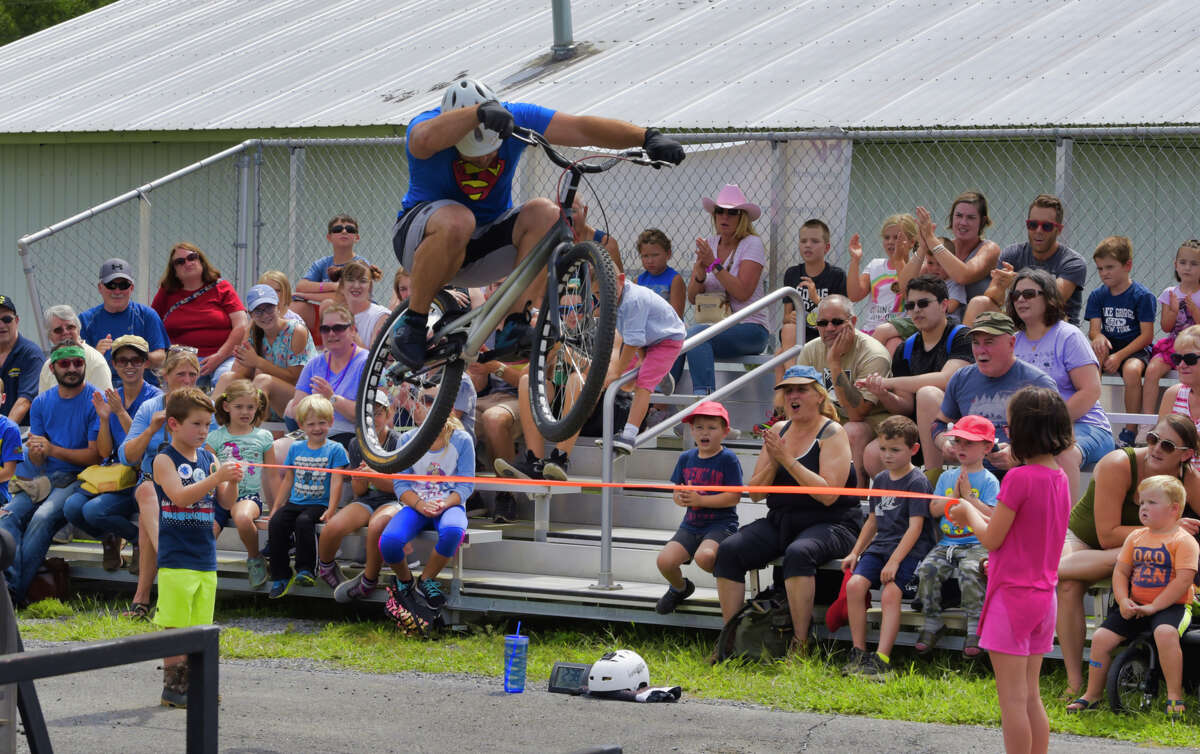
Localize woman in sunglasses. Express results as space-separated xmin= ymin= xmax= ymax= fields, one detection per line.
xmin=290 ymin=215 xmax=370 ymax=343
xmin=151 ymin=243 xmax=249 ymax=389
xmin=284 ymin=303 xmax=367 ymax=448
xmin=1007 ymin=267 xmax=1113 ymax=502
xmin=1157 ymin=324 xmax=1200 ymax=467
xmin=1056 ymin=413 xmax=1200 ymax=700
xmin=672 ymin=184 xmax=769 ymax=395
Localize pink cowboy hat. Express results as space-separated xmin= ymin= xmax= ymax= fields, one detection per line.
xmin=701 ymin=183 xmax=762 ymax=221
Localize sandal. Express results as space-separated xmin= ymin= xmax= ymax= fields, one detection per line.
xmin=1167 ymin=699 xmax=1186 ymax=721
xmin=915 ymin=627 xmax=945 ymax=655
xmin=121 ymin=602 xmax=151 ymax=621
xmin=1065 ymin=697 xmax=1102 ymax=713
xmin=962 ymin=633 xmax=982 ymax=658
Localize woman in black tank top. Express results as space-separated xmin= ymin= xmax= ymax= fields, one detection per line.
xmin=713 ymin=366 xmax=862 ymax=653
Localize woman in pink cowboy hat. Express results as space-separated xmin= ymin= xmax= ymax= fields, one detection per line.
xmin=670 ymin=184 xmax=769 ymax=395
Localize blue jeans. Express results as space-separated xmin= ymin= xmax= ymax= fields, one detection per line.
xmin=0 ymin=476 xmax=82 ymax=600
xmin=670 ymin=322 xmax=770 ymax=394
xmin=63 ymin=488 xmax=138 ymax=542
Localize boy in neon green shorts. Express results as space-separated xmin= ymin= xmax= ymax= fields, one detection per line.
xmin=151 ymin=387 xmax=242 ymax=708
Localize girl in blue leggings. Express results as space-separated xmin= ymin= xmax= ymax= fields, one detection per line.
xmin=378 ymin=408 xmax=474 ymax=611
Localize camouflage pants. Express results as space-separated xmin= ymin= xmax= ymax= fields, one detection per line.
xmin=916 ymin=543 xmax=988 ymax=635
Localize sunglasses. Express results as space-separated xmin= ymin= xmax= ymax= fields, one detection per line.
xmin=417 ymin=394 xmax=437 ymax=407
xmin=713 ymin=207 xmax=742 ymax=216
xmin=1011 ymin=289 xmax=1043 ymax=300
xmin=114 ymin=356 xmax=146 ymax=367
xmin=1025 ymin=220 xmax=1063 ymax=232
xmin=104 ymin=280 xmax=133 ymax=290
xmin=173 ymin=251 xmax=200 ymax=267
xmin=1146 ymin=431 xmax=1183 ymax=454
xmin=319 ymin=323 xmax=352 ymax=335
xmin=1170 ymin=351 xmax=1200 ymax=367
xmin=815 ymin=318 xmax=847 ymax=328
xmin=54 ymin=358 xmax=85 ymax=369
xmin=0 ymin=315 xmax=14 ymax=324
xmin=51 ymin=324 xmax=78 ymax=334
xmin=904 ymin=297 xmax=937 ymax=311
xmin=559 ymin=303 xmax=584 ymax=315
xmin=329 ymin=224 xmax=358 ymax=234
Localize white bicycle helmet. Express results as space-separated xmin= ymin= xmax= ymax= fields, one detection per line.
xmin=441 ymin=78 xmax=503 ymax=157
xmin=587 ymin=649 xmax=650 ymax=693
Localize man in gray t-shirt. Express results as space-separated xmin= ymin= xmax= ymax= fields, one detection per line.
xmin=966 ymin=193 xmax=1087 ymax=324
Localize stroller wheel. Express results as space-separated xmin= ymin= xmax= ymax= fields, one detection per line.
xmin=1106 ymin=639 xmax=1158 ymax=714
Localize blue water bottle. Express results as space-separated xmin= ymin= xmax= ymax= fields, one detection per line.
xmin=503 ymin=623 xmax=529 ymax=694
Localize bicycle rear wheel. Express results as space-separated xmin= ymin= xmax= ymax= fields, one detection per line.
xmin=1106 ymin=639 xmax=1158 ymax=714
xmin=355 ymin=291 xmax=467 ymax=473
xmin=528 ymin=241 xmax=618 ymax=442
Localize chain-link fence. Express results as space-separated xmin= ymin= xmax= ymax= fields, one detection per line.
xmin=19 ymin=127 xmax=1200 ymax=346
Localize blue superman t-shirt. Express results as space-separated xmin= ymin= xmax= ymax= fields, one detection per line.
xmin=401 ymin=102 xmax=557 ymax=226
xmin=670 ymin=448 xmax=742 ymax=530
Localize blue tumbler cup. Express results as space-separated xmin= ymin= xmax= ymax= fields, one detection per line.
xmin=503 ymin=634 xmax=529 ymax=693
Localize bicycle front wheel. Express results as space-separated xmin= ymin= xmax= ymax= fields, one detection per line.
xmin=528 ymin=241 xmax=618 ymax=442
xmin=355 ymin=291 xmax=467 ymax=473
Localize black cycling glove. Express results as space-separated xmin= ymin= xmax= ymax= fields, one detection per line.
xmin=476 ymin=100 xmax=515 ymax=141
xmin=642 ymin=128 xmax=685 ymax=165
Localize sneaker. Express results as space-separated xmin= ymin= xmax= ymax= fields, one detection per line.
xmin=389 ymin=315 xmax=429 ymax=369
xmin=842 ymin=647 xmax=869 ymax=676
xmin=317 ymin=561 xmax=344 ymax=589
xmin=857 ymin=652 xmax=891 ymax=680
xmin=293 ymin=570 xmax=317 ymax=588
xmin=492 ymin=491 xmax=518 ymax=524
xmin=645 ymin=407 xmax=670 ymax=428
xmin=101 ymin=534 xmax=123 ymax=572
xmin=490 ymin=307 xmax=534 ymax=361
xmin=246 ymin=557 xmax=268 ymax=589
xmin=334 ymin=572 xmax=378 ymax=603
xmin=495 ymin=450 xmax=543 ymax=480
xmin=540 ymin=449 xmax=570 ymax=481
xmin=416 ymin=578 xmax=446 ymax=609
xmin=52 ymin=524 xmax=73 ymax=544
xmin=655 ymin=578 xmax=695 ymax=614
xmin=268 ymin=579 xmax=290 ymax=599
xmin=656 ymin=372 xmax=675 ymax=396
xmin=612 ymin=427 xmax=637 ymax=454
xmin=1117 ymin=428 xmax=1137 ymax=448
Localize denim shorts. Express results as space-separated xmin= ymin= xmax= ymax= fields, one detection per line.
xmin=1075 ymin=421 xmax=1116 ymax=466
xmin=669 ymin=520 xmax=738 ymax=561
xmin=853 ymin=551 xmax=922 ymax=599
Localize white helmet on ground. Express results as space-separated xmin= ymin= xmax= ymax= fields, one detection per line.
xmin=587 ymin=649 xmax=650 ymax=693
xmin=441 ymin=78 xmax=503 ymax=157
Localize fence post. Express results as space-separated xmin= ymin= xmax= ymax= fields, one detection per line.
xmin=137 ymin=193 xmax=152 ymax=306
xmin=234 ymin=153 xmax=253 ymax=292
xmin=288 ymin=146 xmax=306 ymax=282
xmin=1055 ymin=137 xmax=1074 ymax=241
xmin=767 ymin=139 xmax=789 ymax=293
xmin=251 ymin=146 xmax=263 ymax=285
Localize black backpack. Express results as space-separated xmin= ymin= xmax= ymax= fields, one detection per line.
xmin=712 ymin=585 xmax=793 ymax=663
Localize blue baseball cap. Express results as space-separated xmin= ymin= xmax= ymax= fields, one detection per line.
xmin=774 ymin=364 xmax=824 ymax=390
xmin=245 ymin=284 xmax=279 ymax=312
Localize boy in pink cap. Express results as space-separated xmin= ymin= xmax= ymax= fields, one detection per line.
xmin=654 ymin=400 xmax=742 ymax=614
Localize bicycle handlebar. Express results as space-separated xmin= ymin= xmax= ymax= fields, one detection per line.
xmin=511 ymin=127 xmax=674 ymax=172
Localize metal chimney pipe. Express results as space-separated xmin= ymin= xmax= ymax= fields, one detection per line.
xmin=551 ymin=0 xmax=576 ymax=60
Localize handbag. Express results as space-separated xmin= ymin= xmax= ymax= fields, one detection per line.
xmin=694 ymin=292 xmax=730 ymax=324
xmin=77 ymin=463 xmax=138 ymax=495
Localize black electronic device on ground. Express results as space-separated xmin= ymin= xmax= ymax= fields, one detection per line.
xmin=548 ymin=661 xmax=592 ymax=695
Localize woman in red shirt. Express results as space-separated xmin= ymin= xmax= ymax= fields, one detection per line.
xmin=151 ymin=243 xmax=249 ymax=388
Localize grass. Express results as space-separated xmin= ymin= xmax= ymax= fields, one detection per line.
xmin=17 ymin=595 xmax=1200 ymax=748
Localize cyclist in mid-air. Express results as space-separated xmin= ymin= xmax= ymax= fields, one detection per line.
xmin=389 ymin=78 xmax=685 ymax=368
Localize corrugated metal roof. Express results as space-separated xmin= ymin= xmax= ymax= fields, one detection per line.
xmin=1 ymin=0 xmax=1199 ymax=134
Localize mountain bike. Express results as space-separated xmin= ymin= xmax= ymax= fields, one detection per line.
xmin=355 ymin=127 xmax=672 ymax=473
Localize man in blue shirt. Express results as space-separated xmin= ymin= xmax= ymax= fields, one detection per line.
xmin=0 ymin=344 xmax=101 ymax=603
xmin=389 ymin=78 xmax=684 ymax=368
xmin=0 ymin=294 xmax=44 ymax=425
xmin=79 ymin=258 xmax=170 ymax=382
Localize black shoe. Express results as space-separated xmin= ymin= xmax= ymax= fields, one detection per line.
xmin=488 ymin=306 xmax=534 ymax=362
xmin=493 ymin=491 xmax=518 ymax=524
xmin=655 ymin=578 xmax=695 ymax=614
xmin=389 ymin=316 xmax=428 ymax=369
xmin=494 ymin=450 xmax=543 ymax=480
xmin=540 ymin=449 xmax=570 ymax=481
xmin=416 ymin=578 xmax=446 ymax=609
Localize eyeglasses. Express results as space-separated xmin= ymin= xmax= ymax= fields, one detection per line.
xmin=319 ymin=323 xmax=352 ymax=335
xmin=1146 ymin=431 xmax=1182 ymax=454
xmin=1011 ymin=289 xmax=1043 ymax=300
xmin=329 ymin=224 xmax=358 ymax=234
xmin=1170 ymin=351 xmax=1200 ymax=367
xmin=50 ymin=324 xmax=78 ymax=335
xmin=904 ymin=298 xmax=937 ymax=311
xmin=104 ymin=280 xmax=132 ymax=290
xmin=173 ymin=251 xmax=200 ymax=267
xmin=713 ymin=207 xmax=742 ymax=216
xmin=54 ymin=358 xmax=84 ymax=369
xmin=0 ymin=315 xmax=14 ymax=324
xmin=114 ymin=356 xmax=146 ymax=367
xmin=815 ymin=318 xmax=846 ymax=328
xmin=559 ymin=303 xmax=583 ymax=315
xmin=1025 ymin=220 xmax=1063 ymax=232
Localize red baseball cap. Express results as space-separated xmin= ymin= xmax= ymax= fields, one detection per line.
xmin=944 ymin=415 xmax=996 ymax=444
xmin=683 ymin=400 xmax=730 ymax=427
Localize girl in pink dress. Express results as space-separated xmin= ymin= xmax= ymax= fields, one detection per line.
xmin=947 ymin=386 xmax=1073 ymax=754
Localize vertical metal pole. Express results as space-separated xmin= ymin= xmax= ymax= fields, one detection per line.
xmin=137 ymin=194 xmax=152 ymax=306
xmin=185 ymin=629 xmax=219 ymax=754
xmin=234 ymin=154 xmax=252 ymax=293
xmin=251 ymin=147 xmax=263 ymax=285
xmin=589 ymin=385 xmax=620 ymax=590
xmin=288 ymin=146 xmax=305 ymax=283
xmin=767 ymin=139 xmax=789 ymax=294
xmin=1054 ymin=137 xmax=1074 ymax=241
xmin=550 ymin=0 xmax=576 ymax=60
xmin=17 ymin=241 xmax=48 ymax=349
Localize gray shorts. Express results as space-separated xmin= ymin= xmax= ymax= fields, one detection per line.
xmin=392 ymin=200 xmax=522 ymax=287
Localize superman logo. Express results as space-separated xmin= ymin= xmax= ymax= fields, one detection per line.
xmin=452 ymin=158 xmax=506 ymax=201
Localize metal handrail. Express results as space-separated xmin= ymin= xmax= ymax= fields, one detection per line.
xmin=590 ymin=285 xmax=807 ymax=590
